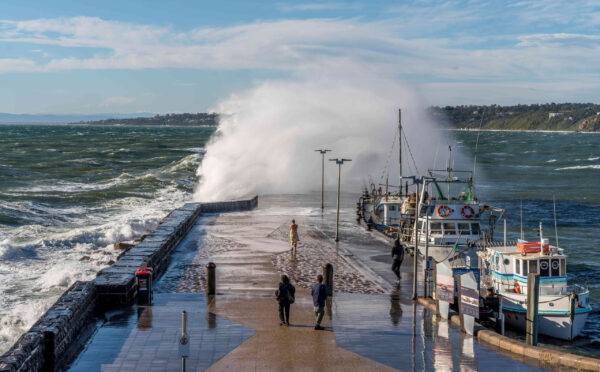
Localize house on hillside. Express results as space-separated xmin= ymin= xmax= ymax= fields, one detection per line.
xmin=549 ymin=112 xmax=564 ymax=118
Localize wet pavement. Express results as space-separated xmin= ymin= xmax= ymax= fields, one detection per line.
xmin=66 ymin=193 xmax=576 ymax=371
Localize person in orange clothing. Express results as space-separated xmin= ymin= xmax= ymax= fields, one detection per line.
xmin=289 ymin=219 xmax=299 ymax=253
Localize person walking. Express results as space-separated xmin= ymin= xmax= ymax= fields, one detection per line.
xmin=391 ymin=238 xmax=404 ymax=285
xmin=289 ymin=219 xmax=299 ymax=253
xmin=275 ymin=274 xmax=295 ymax=326
xmin=311 ymin=274 xmax=328 ymax=330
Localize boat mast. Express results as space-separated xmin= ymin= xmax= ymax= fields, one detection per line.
xmin=398 ymin=109 xmax=402 ymax=196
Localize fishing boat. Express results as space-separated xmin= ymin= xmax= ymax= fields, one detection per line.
xmin=358 ymin=109 xmax=419 ymax=240
xmin=478 ymin=232 xmax=591 ymax=340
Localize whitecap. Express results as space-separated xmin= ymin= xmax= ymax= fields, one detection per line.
xmin=546 ymin=159 xmax=557 ymax=163
xmin=555 ymin=164 xmax=600 ymax=170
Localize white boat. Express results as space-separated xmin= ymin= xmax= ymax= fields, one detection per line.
xmin=478 ymin=238 xmax=591 ymax=340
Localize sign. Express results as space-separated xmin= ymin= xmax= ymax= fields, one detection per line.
xmin=138 ymin=278 xmax=148 ymax=291
xmin=436 ymin=273 xmax=454 ymax=304
xmin=178 ymin=334 xmax=190 ymax=358
xmin=460 ymin=286 xmax=479 ymax=318
xmin=436 ymin=262 xmax=455 ymax=304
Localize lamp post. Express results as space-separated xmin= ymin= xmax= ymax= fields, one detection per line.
xmin=329 ymin=158 xmax=351 ymax=242
xmin=315 ymin=149 xmax=331 ymax=210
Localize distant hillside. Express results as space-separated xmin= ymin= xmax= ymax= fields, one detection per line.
xmin=0 ymin=112 xmax=154 ymax=124
xmin=77 ymin=113 xmax=219 ymax=126
xmin=430 ymin=103 xmax=600 ymax=132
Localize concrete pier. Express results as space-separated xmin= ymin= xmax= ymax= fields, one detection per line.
xmin=1 ymin=194 xmax=597 ymax=371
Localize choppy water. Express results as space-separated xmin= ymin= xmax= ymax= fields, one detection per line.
xmin=454 ymin=130 xmax=600 ymax=355
xmin=0 ymin=126 xmax=598 ymax=357
xmin=0 ymin=124 xmax=213 ymax=353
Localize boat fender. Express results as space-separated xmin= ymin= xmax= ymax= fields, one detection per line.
xmin=461 ymin=205 xmax=475 ymax=219
xmin=436 ymin=205 xmax=451 ymax=218
xmin=513 ymin=281 xmax=521 ymax=294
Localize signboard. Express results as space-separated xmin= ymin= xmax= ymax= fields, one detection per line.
xmin=460 ymin=286 xmax=479 ymax=318
xmin=138 ymin=278 xmax=148 ymax=291
xmin=436 ymin=262 xmax=455 ymax=304
xmin=178 ymin=334 xmax=190 ymax=358
xmin=436 ymin=273 xmax=454 ymax=303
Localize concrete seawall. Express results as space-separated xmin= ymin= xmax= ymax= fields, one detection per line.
xmin=0 ymin=197 xmax=258 ymax=372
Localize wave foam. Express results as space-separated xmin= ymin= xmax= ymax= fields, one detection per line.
xmin=555 ymin=164 xmax=600 ymax=170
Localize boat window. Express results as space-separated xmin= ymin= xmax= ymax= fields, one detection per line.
xmin=389 ymin=205 xmax=396 ymax=211
xmin=539 ymin=259 xmax=550 ymax=277
xmin=458 ymin=223 xmax=471 ymax=234
xmin=522 ymin=260 xmax=528 ymax=276
xmin=471 ymin=223 xmax=480 ymax=235
xmin=443 ymin=223 xmax=456 ymax=235
xmin=551 ymin=259 xmax=560 ymax=277
xmin=516 ymin=259 xmax=521 ymax=275
xmin=561 ymin=259 xmax=566 ymax=275
xmin=430 ymin=223 xmax=442 ymax=234
xmin=529 ymin=260 xmax=538 ymax=274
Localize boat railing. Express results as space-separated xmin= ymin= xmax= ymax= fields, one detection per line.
xmin=568 ymin=284 xmax=588 ymax=295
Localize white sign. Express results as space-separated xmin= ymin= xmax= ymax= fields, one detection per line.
xmin=178 ymin=334 xmax=190 ymax=358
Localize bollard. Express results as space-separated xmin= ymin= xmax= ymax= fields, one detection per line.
xmin=206 ymin=262 xmax=216 ymax=295
xmin=526 ymin=273 xmax=540 ymax=346
xmin=323 ymin=263 xmax=333 ymax=296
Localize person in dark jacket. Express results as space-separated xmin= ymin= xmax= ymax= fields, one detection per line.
xmin=311 ymin=274 xmax=328 ymax=330
xmin=275 ymin=274 xmax=295 ymax=326
xmin=391 ymin=238 xmax=404 ymax=285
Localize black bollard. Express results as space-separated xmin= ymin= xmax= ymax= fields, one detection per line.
xmin=323 ymin=263 xmax=333 ymax=296
xmin=206 ymin=262 xmax=216 ymax=295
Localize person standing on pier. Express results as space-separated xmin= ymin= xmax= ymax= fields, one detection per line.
xmin=391 ymin=238 xmax=404 ymax=285
xmin=289 ymin=219 xmax=299 ymax=253
xmin=312 ymin=274 xmax=328 ymax=330
xmin=276 ymin=275 xmax=295 ymax=326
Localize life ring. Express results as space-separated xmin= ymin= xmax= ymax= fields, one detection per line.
xmin=461 ymin=205 xmax=475 ymax=219
xmin=513 ymin=281 xmax=521 ymax=294
xmin=436 ymin=205 xmax=451 ymax=218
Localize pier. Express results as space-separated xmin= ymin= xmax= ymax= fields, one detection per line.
xmin=1 ymin=194 xmax=598 ymax=371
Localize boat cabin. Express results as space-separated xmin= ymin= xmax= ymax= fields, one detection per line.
xmin=373 ymin=196 xmax=404 ymax=226
xmin=485 ymin=240 xmax=568 ymax=295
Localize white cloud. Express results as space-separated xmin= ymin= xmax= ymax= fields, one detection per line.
xmin=0 ymin=12 xmax=599 ymax=103
xmin=277 ymin=2 xmax=363 ymax=12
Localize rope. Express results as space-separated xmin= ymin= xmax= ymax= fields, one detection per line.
xmin=379 ymin=130 xmax=398 ymax=184
xmin=402 ymin=129 xmax=420 ymax=176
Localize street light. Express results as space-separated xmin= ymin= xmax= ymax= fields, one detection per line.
xmin=329 ymin=158 xmax=351 ymax=242
xmin=315 ymin=149 xmax=331 ymax=210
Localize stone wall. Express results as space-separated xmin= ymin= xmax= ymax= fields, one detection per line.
xmin=0 ymin=196 xmax=258 ymax=372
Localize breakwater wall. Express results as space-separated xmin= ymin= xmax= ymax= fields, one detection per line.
xmin=0 ymin=197 xmax=258 ymax=372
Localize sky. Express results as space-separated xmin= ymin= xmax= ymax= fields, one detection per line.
xmin=1 ymin=0 xmax=599 ymax=114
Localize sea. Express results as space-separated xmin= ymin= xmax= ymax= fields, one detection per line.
xmin=0 ymin=125 xmax=599 ymax=356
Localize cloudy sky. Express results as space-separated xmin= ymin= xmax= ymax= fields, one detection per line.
xmin=1 ymin=0 xmax=599 ymax=113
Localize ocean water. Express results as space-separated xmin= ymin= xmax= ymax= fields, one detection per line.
xmin=0 ymin=125 xmax=598 ymax=357
xmin=0 ymin=124 xmax=214 ymax=353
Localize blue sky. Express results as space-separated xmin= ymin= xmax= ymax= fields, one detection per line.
xmin=1 ymin=0 xmax=599 ymax=113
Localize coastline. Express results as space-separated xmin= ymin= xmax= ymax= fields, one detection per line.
xmin=448 ymin=128 xmax=600 ymax=134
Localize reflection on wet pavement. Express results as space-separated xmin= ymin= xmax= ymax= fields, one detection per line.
xmin=333 ymin=292 xmax=548 ymax=372
xmin=68 ymin=294 xmax=254 ymax=372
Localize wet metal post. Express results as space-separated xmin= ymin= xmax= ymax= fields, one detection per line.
xmin=412 ymin=180 xmax=423 ymax=300
xmin=315 ymin=149 xmax=331 ymax=210
xmin=329 ymin=158 xmax=351 ymax=242
xmin=323 ymin=263 xmax=333 ymax=296
xmin=526 ymin=273 xmax=540 ymax=346
xmin=181 ymin=311 xmax=188 ymax=372
xmin=206 ymin=262 xmax=216 ymax=295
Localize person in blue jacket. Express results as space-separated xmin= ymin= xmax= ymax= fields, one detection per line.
xmin=311 ymin=274 xmax=328 ymax=330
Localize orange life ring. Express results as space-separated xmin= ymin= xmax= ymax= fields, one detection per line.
xmin=461 ymin=205 xmax=475 ymax=219
xmin=436 ymin=205 xmax=451 ymax=218
xmin=513 ymin=281 xmax=521 ymax=294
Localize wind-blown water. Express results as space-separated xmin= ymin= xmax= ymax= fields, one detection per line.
xmin=0 ymin=124 xmax=213 ymax=353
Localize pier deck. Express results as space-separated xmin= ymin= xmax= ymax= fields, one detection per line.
xmin=67 ymin=195 xmax=562 ymax=371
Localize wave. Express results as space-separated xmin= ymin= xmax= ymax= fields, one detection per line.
xmin=546 ymin=159 xmax=557 ymax=163
xmin=555 ymin=164 xmax=600 ymax=170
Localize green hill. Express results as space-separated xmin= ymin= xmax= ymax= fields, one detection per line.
xmin=430 ymin=103 xmax=600 ymax=132
xmin=76 ymin=113 xmax=219 ymax=126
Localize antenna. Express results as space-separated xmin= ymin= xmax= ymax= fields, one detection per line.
xmin=520 ymin=197 xmax=524 ymax=241
xmin=553 ymin=195 xmax=559 ymax=249
xmin=398 ymin=109 xmax=402 ymax=196
xmin=472 ymin=109 xmax=485 ymax=180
